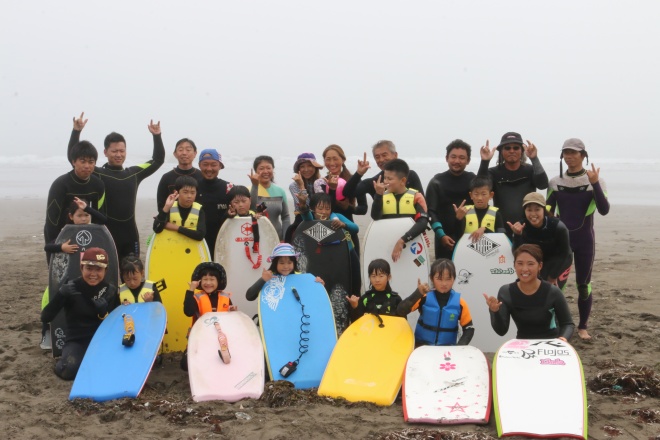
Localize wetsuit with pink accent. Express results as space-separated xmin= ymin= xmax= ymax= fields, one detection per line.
xmin=546 ymin=170 xmax=609 ymax=330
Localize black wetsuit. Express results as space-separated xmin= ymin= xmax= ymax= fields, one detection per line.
xmin=41 ymin=277 xmax=119 ymax=380
xmin=196 ymin=177 xmax=233 ymax=257
xmin=44 ymin=171 xmax=106 ymax=262
xmin=44 ymin=205 xmax=107 ymax=253
xmin=68 ymin=130 xmax=165 ymax=261
xmin=349 ymin=285 xmax=403 ymax=321
xmin=512 ymin=216 xmax=573 ymax=281
xmin=425 ymin=170 xmax=475 ymax=259
xmin=478 ymin=158 xmax=548 ymax=235
xmin=153 ymin=204 xmax=207 ymax=241
xmin=156 ymin=167 xmax=203 ymax=212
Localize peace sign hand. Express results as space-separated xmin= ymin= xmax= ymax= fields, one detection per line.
xmin=373 ymin=174 xmax=386 ymax=195
xmin=356 ymin=152 xmax=371 ymax=176
xmin=73 ymin=112 xmax=88 ymax=131
xmin=453 ymin=199 xmax=468 ymax=220
xmin=148 ymin=119 xmax=161 ymax=135
xmin=483 ymin=293 xmax=502 ymax=312
xmin=480 ymin=140 xmax=496 ymax=161
xmin=586 ymin=163 xmax=600 ymax=184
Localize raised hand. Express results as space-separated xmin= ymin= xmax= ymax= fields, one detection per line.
xmin=73 ymin=196 xmax=87 ymax=211
xmin=346 ymin=294 xmax=360 ymax=309
xmin=261 ymin=268 xmax=273 ymax=282
xmin=292 ymin=172 xmax=304 ymax=187
xmin=524 ymin=140 xmax=538 ymax=159
xmin=507 ymin=221 xmax=525 ymax=235
xmin=417 ymin=278 xmax=431 ymax=295
xmin=356 ymin=152 xmax=371 ymax=176
xmin=453 ymin=199 xmax=468 ymax=220
xmin=326 ymin=174 xmax=339 ymax=190
xmin=148 ymin=119 xmax=161 ymax=135
xmin=483 ymin=293 xmax=502 ymax=312
xmin=163 ymin=191 xmax=178 ymax=212
xmin=73 ymin=112 xmax=88 ymax=131
xmin=248 ymin=169 xmax=260 ymax=186
xmin=586 ymin=163 xmax=600 ymax=184
xmin=373 ymin=174 xmax=386 ymax=195
xmin=188 ymin=280 xmax=200 ymax=291
xmin=480 ymin=140 xmax=496 ymax=161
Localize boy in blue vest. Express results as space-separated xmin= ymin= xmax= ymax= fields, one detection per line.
xmin=454 ymin=175 xmax=505 ymax=242
xmin=153 ymin=175 xmax=206 ymax=241
xmin=371 ymin=159 xmax=429 ymax=262
xmin=398 ymin=259 xmax=474 ymax=346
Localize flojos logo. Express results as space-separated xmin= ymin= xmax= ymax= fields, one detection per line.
xmin=76 ymin=230 xmax=92 ymax=247
xmin=409 ymin=242 xmax=423 ymax=255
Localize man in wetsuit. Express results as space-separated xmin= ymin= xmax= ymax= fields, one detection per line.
xmin=547 ymin=138 xmax=609 ymax=340
xmin=343 ymin=140 xmax=424 ymax=216
xmin=477 ymin=132 xmax=548 ymax=235
xmin=196 ymin=148 xmax=233 ymax=257
xmin=425 ymin=139 xmax=476 ymax=259
xmin=45 ymin=140 xmax=106 ymax=263
xmin=67 ymin=113 xmax=165 ymax=261
xmin=156 ymin=138 xmax=202 ymax=211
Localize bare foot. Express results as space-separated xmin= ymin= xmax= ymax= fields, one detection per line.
xmin=577 ymin=329 xmax=592 ymax=340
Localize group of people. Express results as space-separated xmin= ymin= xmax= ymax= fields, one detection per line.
xmin=41 ymin=112 xmax=609 ymax=380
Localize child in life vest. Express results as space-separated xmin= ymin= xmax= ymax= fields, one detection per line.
xmin=346 ymin=259 xmax=405 ymax=321
xmin=245 ymin=243 xmax=324 ymax=301
xmin=118 ymin=254 xmax=162 ymax=304
xmin=397 ymin=259 xmax=475 ymax=346
xmin=40 ymin=197 xmax=107 ymax=350
xmin=454 ymin=176 xmax=505 ymax=242
xmin=181 ymin=262 xmax=235 ymax=370
xmin=153 ymin=175 xmax=206 ymax=241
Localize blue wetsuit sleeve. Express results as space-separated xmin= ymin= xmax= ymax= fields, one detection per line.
xmin=301 ymin=210 xmax=313 ymax=221
xmin=333 ymin=213 xmax=359 ymax=234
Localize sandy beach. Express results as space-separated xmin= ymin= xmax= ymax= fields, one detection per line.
xmin=0 ymin=199 xmax=658 ymax=440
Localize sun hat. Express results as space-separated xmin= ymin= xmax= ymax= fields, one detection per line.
xmin=522 ymin=192 xmax=546 ymax=208
xmin=81 ymin=247 xmax=109 ymax=268
xmin=267 ymin=243 xmax=300 ymax=262
xmin=198 ymin=148 xmax=225 ymax=169
xmin=497 ymin=132 xmax=524 ymax=149
xmin=293 ymin=153 xmax=323 ymax=173
xmin=191 ymin=262 xmax=227 ymax=290
xmin=561 ymin=138 xmax=586 ymax=152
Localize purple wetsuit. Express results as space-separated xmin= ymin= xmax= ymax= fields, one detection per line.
xmin=546 ymin=170 xmax=609 ymax=330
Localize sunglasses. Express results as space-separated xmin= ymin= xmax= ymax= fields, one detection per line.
xmin=503 ymin=145 xmax=521 ymax=151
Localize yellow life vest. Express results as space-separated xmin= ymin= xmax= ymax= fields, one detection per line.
xmin=382 ymin=189 xmax=417 ymax=216
xmin=170 ymin=201 xmax=201 ymax=230
xmin=119 ymin=280 xmax=155 ymax=304
xmin=464 ymin=205 xmax=498 ymax=233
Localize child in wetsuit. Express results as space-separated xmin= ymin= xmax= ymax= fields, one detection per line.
xmin=181 ymin=262 xmax=236 ymax=370
xmin=153 ymin=175 xmax=206 ymax=241
xmin=118 ymin=255 xmax=162 ymax=304
xmin=398 ymin=259 xmax=475 ymax=347
xmin=346 ymin=259 xmax=404 ymax=321
xmin=454 ymin=176 xmax=505 ymax=242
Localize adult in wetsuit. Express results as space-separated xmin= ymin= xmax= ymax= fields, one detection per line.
xmin=45 ymin=140 xmax=106 ymax=263
xmin=157 ymin=138 xmax=202 ymax=212
xmin=547 ymin=138 xmax=609 ymax=340
xmin=67 ymin=113 xmax=165 ymax=261
xmin=343 ymin=140 xmax=424 ymax=217
xmin=477 ymin=132 xmax=548 ymax=236
xmin=425 ymin=139 xmax=476 ymax=259
xmin=196 ymin=148 xmax=233 ymax=257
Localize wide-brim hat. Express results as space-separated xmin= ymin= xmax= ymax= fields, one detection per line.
xmin=497 ymin=132 xmax=524 ymax=149
xmin=267 ymin=243 xmax=300 ymax=262
xmin=81 ymin=247 xmax=109 ymax=268
xmin=522 ymin=192 xmax=546 ymax=208
xmin=293 ymin=153 xmax=323 ymax=172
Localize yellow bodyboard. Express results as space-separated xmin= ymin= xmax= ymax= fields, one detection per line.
xmin=318 ymin=314 xmax=414 ymax=406
xmin=145 ymin=230 xmax=210 ymax=353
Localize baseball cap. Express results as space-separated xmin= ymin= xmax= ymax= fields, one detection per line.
xmin=293 ymin=153 xmax=323 ymax=173
xmin=198 ymin=148 xmax=225 ymax=168
xmin=267 ymin=243 xmax=300 ymax=262
xmin=497 ymin=132 xmax=524 ymax=149
xmin=562 ymin=138 xmax=586 ymax=152
xmin=522 ymin=192 xmax=546 ymax=208
xmin=81 ymin=247 xmax=109 ymax=268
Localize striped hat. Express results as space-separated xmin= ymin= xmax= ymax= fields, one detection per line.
xmin=267 ymin=243 xmax=300 ymax=262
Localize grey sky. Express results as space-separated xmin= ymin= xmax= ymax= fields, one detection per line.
xmin=2 ymin=0 xmax=659 ymax=160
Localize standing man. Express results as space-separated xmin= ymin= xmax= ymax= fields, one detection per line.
xmin=196 ymin=148 xmax=233 ymax=257
xmin=547 ymin=138 xmax=609 ymax=340
xmin=68 ymin=113 xmax=165 ymax=261
xmin=426 ymin=139 xmax=476 ymax=259
xmin=157 ymin=138 xmax=203 ymax=212
xmin=343 ymin=140 xmax=425 ymax=216
xmin=478 ymin=132 xmax=548 ymax=235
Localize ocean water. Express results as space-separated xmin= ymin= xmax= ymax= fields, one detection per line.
xmin=1 ymin=154 xmax=656 ymax=206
